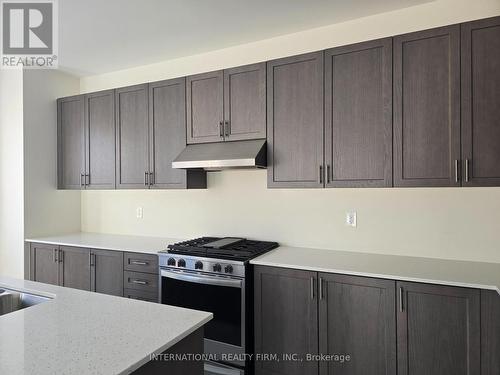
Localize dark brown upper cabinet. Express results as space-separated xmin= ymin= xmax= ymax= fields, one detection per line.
xmin=149 ymin=78 xmax=206 ymax=189
xmin=319 ymin=273 xmax=396 ymax=375
xmin=84 ymin=90 xmax=116 ymax=189
xmin=115 ymin=84 xmax=150 ymax=189
xmin=461 ymin=16 xmax=500 ymax=186
xmin=325 ymin=38 xmax=393 ymax=188
xmin=57 ymin=95 xmax=85 ymax=189
xmin=186 ymin=63 xmax=266 ymax=144
xmin=267 ymin=52 xmax=324 ymax=188
xmin=223 ymin=63 xmax=266 ymax=141
xmin=186 ymin=70 xmax=224 ymax=144
xmin=397 ymin=282 xmax=480 ymax=375
xmin=254 ymin=266 xmax=319 ymax=375
xmin=394 ymin=26 xmax=461 ymax=187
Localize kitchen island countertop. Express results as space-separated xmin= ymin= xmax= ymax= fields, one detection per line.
xmin=0 ymin=276 xmax=212 ymax=375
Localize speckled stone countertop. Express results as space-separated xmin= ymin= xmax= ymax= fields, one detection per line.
xmin=251 ymin=246 xmax=500 ymax=295
xmin=25 ymin=232 xmax=182 ymax=255
xmin=0 ymin=276 xmax=212 ymax=375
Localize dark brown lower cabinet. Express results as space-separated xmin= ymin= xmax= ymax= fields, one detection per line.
xmin=319 ymin=273 xmax=396 ymax=375
xmin=254 ymin=266 xmax=319 ymax=375
xmin=91 ymin=249 xmax=124 ymax=296
xmin=397 ymin=281 xmax=480 ymax=375
xmin=481 ymin=290 xmax=500 ymax=375
xmin=29 ymin=243 xmax=59 ymax=286
xmin=59 ymin=246 xmax=91 ymax=291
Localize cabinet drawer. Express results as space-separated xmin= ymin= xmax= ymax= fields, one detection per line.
xmin=124 ymin=252 xmax=158 ymax=274
xmin=123 ymin=271 xmax=158 ymax=293
xmin=124 ymin=288 xmax=158 ymax=303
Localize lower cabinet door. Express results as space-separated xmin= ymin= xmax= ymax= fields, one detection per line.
xmin=319 ymin=273 xmax=396 ymax=375
xmin=30 ymin=243 xmax=59 ymax=286
xmin=397 ymin=282 xmax=480 ymax=375
xmin=91 ymin=249 xmax=124 ymax=297
xmin=481 ymin=290 xmax=500 ymax=375
xmin=254 ymin=266 xmax=319 ymax=375
xmin=59 ymin=246 xmax=91 ymax=291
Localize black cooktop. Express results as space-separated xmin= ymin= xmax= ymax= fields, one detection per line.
xmin=166 ymin=237 xmax=279 ymax=261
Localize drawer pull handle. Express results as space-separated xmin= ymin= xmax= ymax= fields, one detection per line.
xmin=131 ymin=279 xmax=148 ymax=285
xmin=131 ymin=260 xmax=149 ymax=266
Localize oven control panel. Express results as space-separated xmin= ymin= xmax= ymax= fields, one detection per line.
xmin=159 ymin=254 xmax=245 ymax=278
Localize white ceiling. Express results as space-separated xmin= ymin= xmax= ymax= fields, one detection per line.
xmin=59 ymin=0 xmax=432 ymax=76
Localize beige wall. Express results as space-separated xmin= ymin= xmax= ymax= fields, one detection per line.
xmin=23 ymin=70 xmax=81 ymax=239
xmin=81 ymin=0 xmax=500 ymax=263
xmin=0 ymin=69 xmax=24 ymax=278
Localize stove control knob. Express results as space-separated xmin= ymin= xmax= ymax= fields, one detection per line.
xmin=177 ymin=259 xmax=186 ymax=268
xmin=167 ymin=257 xmax=176 ymax=266
xmin=224 ymin=265 xmax=233 ymax=274
xmin=195 ymin=261 xmax=203 ymax=270
xmin=213 ymin=264 xmax=222 ymax=272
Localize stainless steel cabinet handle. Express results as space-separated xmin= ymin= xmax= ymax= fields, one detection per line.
xmin=219 ymin=121 xmax=224 ymax=137
xmin=224 ymin=120 xmax=230 ymax=137
xmin=399 ymin=287 xmax=404 ymax=312
xmin=53 ymin=249 xmax=58 ymax=263
xmin=89 ymin=253 xmax=95 ymax=267
xmin=465 ymin=159 xmax=470 ymax=182
xmin=85 ymin=174 xmax=90 ymax=186
xmin=144 ymin=171 xmax=149 ymax=186
xmin=131 ymin=279 xmax=148 ymax=285
xmin=326 ymin=165 xmax=331 ymax=184
xmin=319 ymin=277 xmax=324 ymax=300
xmin=454 ymin=160 xmax=459 ymax=183
xmin=319 ymin=165 xmax=323 ymax=184
xmin=149 ymin=172 xmax=154 ymax=186
xmin=310 ymin=277 xmax=315 ymax=300
xmin=131 ymin=260 xmax=148 ymax=266
xmin=80 ymin=173 xmax=85 ymax=188
xmin=58 ymin=249 xmax=64 ymax=263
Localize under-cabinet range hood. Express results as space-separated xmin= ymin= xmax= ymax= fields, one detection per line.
xmin=172 ymin=139 xmax=267 ymax=171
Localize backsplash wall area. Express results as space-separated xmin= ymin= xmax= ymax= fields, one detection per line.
xmin=81 ymin=169 xmax=500 ymax=263
xmin=80 ymin=0 xmax=500 ymax=264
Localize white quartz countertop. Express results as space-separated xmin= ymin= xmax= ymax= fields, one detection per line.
xmin=25 ymin=232 xmax=182 ymax=255
xmin=250 ymin=246 xmax=500 ymax=295
xmin=0 ymin=277 xmax=212 ymax=375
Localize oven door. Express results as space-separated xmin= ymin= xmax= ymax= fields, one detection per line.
xmin=160 ymin=268 xmax=246 ymax=360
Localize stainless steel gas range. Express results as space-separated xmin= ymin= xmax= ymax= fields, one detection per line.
xmin=158 ymin=237 xmax=278 ymax=375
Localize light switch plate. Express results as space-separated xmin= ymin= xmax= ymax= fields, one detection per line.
xmin=136 ymin=207 xmax=143 ymax=219
xmin=346 ymin=211 xmax=357 ymax=227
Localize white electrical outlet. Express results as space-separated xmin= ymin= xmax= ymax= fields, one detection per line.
xmin=136 ymin=207 xmax=143 ymax=219
xmin=346 ymin=211 xmax=357 ymax=227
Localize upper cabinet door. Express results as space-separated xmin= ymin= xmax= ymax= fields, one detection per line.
xmin=115 ymin=84 xmax=150 ymax=189
xmin=397 ymin=282 xmax=480 ymax=375
xmin=325 ymin=38 xmax=392 ymax=188
xmin=394 ymin=26 xmax=461 ymax=187
xmin=186 ymin=70 xmax=224 ymax=144
xmin=223 ymin=63 xmax=266 ymax=141
xmin=461 ymin=17 xmax=500 ymax=186
xmin=319 ymin=274 xmax=396 ymax=375
xmin=149 ymin=78 xmax=187 ymax=188
xmin=84 ymin=90 xmax=116 ymax=189
xmin=57 ymin=95 xmax=85 ymax=189
xmin=267 ymin=52 xmax=324 ymax=188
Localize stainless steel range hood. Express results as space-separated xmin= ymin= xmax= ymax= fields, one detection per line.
xmin=172 ymin=139 xmax=267 ymax=171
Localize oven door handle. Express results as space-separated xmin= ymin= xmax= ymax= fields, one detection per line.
xmin=161 ymin=269 xmax=243 ymax=288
